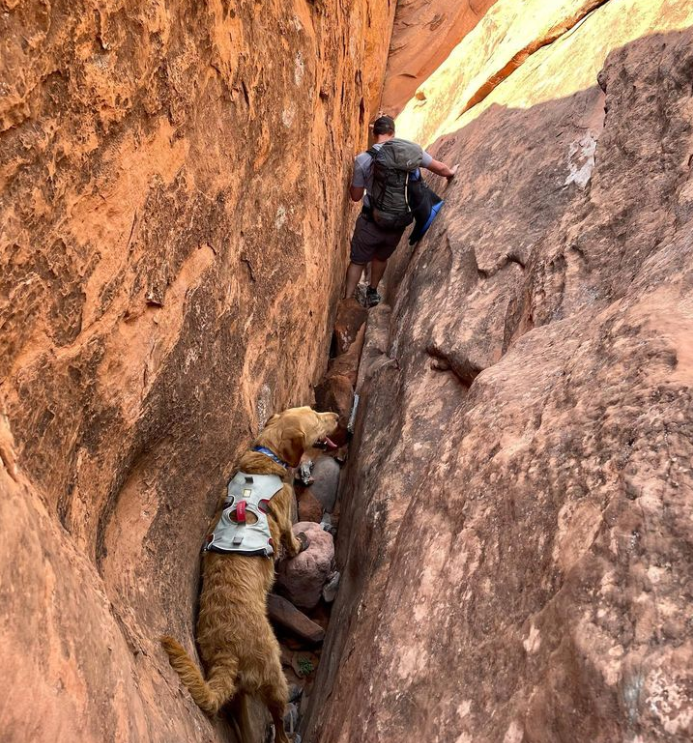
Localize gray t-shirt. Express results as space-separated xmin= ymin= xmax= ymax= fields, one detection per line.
xmin=352 ymin=143 xmax=434 ymax=208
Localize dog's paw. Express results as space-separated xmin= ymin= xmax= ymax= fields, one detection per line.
xmin=284 ymin=532 xmax=308 ymax=559
xmin=296 ymin=532 xmax=309 ymax=554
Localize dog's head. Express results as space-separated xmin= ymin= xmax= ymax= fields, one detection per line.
xmin=257 ymin=406 xmax=341 ymax=467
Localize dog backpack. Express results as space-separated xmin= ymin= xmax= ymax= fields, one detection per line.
xmin=368 ymin=138 xmax=424 ymax=231
xmin=204 ymin=472 xmax=284 ymax=557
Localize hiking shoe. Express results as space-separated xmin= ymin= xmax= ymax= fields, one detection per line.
xmin=365 ymin=286 xmax=381 ymax=308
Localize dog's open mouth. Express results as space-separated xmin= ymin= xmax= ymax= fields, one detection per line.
xmin=314 ymin=436 xmax=338 ymax=451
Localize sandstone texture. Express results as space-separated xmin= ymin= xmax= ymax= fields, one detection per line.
xmin=297 ymin=487 xmax=324 ymax=523
xmin=305 ymin=3 xmax=693 ymax=743
xmin=332 ymin=298 xmax=368 ymax=356
xmin=396 ymin=0 xmax=673 ymax=148
xmin=316 ymin=299 xmax=366 ymax=427
xmin=0 ymin=1 xmax=395 ymax=741
xmin=314 ymin=372 xmax=354 ymax=424
xmin=276 ymin=523 xmax=335 ymax=610
xmin=326 ymin=323 xmax=366 ymax=385
xmin=381 ymin=0 xmax=499 ymax=117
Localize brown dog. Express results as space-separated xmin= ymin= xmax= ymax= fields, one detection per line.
xmin=162 ymin=407 xmax=340 ymax=741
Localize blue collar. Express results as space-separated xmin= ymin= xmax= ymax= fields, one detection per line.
xmin=252 ymin=446 xmax=290 ymax=470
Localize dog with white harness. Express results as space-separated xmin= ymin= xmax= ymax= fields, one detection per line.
xmin=162 ymin=407 xmax=340 ymax=743
xmin=205 ymin=469 xmax=286 ymax=557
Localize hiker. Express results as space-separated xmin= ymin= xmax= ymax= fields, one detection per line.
xmin=344 ymin=114 xmax=458 ymax=307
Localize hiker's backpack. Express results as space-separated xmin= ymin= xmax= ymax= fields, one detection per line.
xmin=368 ymin=138 xmax=424 ymax=231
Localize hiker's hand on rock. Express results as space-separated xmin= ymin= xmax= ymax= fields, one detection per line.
xmin=446 ymin=164 xmax=459 ymax=181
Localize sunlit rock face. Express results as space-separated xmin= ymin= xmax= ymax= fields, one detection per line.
xmin=381 ymin=0 xmax=499 ymax=117
xmin=396 ymin=0 xmax=693 ymax=148
xmin=305 ymin=2 xmax=693 ymax=742
xmin=0 ymin=1 xmax=394 ymax=741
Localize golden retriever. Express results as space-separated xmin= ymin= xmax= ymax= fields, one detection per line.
xmin=162 ymin=406 xmax=340 ymax=742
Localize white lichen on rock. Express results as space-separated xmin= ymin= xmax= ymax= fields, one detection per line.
xmin=565 ymin=131 xmax=598 ymax=189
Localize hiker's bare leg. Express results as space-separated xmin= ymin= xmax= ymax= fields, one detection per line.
xmin=345 ymin=262 xmax=365 ymax=299
xmin=369 ymin=258 xmax=388 ymax=290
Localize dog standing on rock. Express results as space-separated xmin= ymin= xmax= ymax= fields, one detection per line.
xmin=162 ymin=407 xmax=340 ymax=742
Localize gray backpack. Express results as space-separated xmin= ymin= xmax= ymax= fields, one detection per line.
xmin=367 ymin=138 xmax=424 ymax=231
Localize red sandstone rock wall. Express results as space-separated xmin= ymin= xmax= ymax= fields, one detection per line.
xmin=381 ymin=0 xmax=499 ymax=117
xmin=0 ymin=1 xmax=394 ymax=741
xmin=305 ymin=2 xmax=693 ymax=741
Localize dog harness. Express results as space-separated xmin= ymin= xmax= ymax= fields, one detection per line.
xmin=204 ymin=472 xmax=284 ymax=557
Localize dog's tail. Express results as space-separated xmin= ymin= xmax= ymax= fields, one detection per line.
xmin=160 ymin=635 xmax=237 ymax=715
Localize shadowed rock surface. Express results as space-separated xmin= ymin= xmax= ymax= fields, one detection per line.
xmin=304 ymin=6 xmax=693 ymax=743
xmin=310 ymin=456 xmax=341 ymax=514
xmin=0 ymin=1 xmax=394 ymax=741
xmin=267 ymin=594 xmax=326 ymax=645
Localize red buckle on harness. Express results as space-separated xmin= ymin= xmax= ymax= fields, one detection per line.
xmin=236 ymin=501 xmax=247 ymax=523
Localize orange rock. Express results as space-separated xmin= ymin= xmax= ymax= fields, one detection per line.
xmin=382 ymin=0 xmax=499 ymax=116
xmin=325 ymin=323 xmax=366 ymax=385
xmin=297 ymin=489 xmax=323 ymax=523
xmin=0 ymin=0 xmax=396 ymax=740
xmin=397 ymin=0 xmax=693 ymax=148
xmin=333 ymin=298 xmax=368 ymax=356
xmin=314 ymin=374 xmax=354 ymax=424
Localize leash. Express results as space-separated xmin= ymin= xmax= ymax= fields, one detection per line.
xmin=252 ymin=446 xmax=290 ymax=470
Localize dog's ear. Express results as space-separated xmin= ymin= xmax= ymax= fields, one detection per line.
xmin=265 ymin=413 xmax=281 ymax=428
xmin=281 ymin=426 xmax=307 ymax=467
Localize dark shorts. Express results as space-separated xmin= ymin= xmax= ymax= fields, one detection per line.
xmin=350 ymin=213 xmax=405 ymax=265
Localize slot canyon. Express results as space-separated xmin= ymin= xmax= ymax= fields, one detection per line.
xmin=2 ymin=1 xmax=693 ymax=742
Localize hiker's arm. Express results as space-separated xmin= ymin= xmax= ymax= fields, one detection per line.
xmin=350 ymin=158 xmax=366 ymax=201
xmin=350 ymin=185 xmax=365 ymax=202
xmin=425 ymin=159 xmax=459 ymax=180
